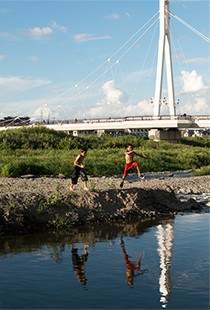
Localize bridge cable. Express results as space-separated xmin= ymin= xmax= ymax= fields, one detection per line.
xmin=117 ymin=60 xmax=129 ymax=98
xmin=130 ymin=18 xmax=159 ymax=106
xmin=170 ymin=22 xmax=194 ymax=112
xmin=42 ymin=10 xmax=160 ymax=108
xmin=58 ymin=17 xmax=160 ymax=107
xmin=75 ymin=84 xmax=86 ymax=118
xmin=168 ymin=10 xmax=210 ymax=43
xmin=115 ymin=17 xmax=159 ymax=64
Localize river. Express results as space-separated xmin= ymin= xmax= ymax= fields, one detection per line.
xmin=0 ymin=212 xmax=209 ymax=309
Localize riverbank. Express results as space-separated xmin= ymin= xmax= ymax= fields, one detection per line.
xmin=0 ymin=172 xmax=209 ymax=235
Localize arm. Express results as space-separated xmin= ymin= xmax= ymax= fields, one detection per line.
xmin=74 ymin=155 xmax=85 ymax=168
xmin=133 ymin=152 xmax=149 ymax=159
xmin=124 ymin=150 xmax=134 ymax=155
xmin=137 ymin=253 xmax=143 ymax=270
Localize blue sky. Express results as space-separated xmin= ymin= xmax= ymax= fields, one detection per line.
xmin=0 ymin=0 xmax=209 ymax=121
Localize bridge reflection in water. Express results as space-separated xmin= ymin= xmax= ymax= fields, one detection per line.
xmin=156 ymin=223 xmax=174 ymax=308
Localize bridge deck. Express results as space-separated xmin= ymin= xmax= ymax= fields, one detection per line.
xmin=0 ymin=115 xmax=209 ymax=131
xmin=42 ymin=115 xmax=210 ymax=131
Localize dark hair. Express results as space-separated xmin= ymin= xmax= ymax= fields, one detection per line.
xmin=81 ymin=147 xmax=87 ymax=153
xmin=126 ymin=144 xmax=133 ymax=148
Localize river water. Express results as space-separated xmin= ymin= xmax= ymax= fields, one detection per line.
xmin=0 ymin=213 xmax=209 ymax=309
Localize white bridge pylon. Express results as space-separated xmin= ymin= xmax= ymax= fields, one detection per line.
xmin=154 ymin=0 xmax=176 ymax=117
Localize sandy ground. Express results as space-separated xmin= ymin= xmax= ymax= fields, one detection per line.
xmin=0 ymin=170 xmax=209 ymax=195
xmin=0 ymin=171 xmax=209 ymax=235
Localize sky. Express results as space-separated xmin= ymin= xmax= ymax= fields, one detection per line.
xmin=0 ymin=0 xmax=209 ymax=121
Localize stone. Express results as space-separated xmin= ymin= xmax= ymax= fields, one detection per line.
xmin=20 ymin=174 xmax=36 ymax=179
xmin=57 ymin=174 xmax=66 ymax=178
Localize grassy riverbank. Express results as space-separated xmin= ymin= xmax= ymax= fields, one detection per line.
xmin=0 ymin=127 xmax=209 ymax=177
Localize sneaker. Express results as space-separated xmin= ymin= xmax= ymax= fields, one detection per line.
xmin=120 ymin=180 xmax=124 ymax=188
xmin=138 ymin=174 xmax=145 ymax=180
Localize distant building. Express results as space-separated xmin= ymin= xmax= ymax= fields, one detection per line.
xmin=0 ymin=116 xmax=30 ymax=127
xmin=181 ymin=129 xmax=210 ymax=138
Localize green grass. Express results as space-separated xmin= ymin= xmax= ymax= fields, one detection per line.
xmin=0 ymin=146 xmax=209 ymax=177
xmin=192 ymin=165 xmax=210 ymax=176
xmin=0 ymin=127 xmax=209 ymax=177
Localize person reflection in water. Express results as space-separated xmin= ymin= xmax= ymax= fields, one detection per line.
xmin=71 ymin=244 xmax=89 ymax=286
xmin=121 ymin=238 xmax=147 ymax=286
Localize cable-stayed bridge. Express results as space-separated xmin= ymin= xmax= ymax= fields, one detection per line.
xmin=42 ymin=114 xmax=209 ymax=131
xmin=1 ymin=0 xmax=210 ymax=139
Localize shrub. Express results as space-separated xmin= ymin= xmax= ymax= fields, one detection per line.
xmin=1 ymin=161 xmax=50 ymax=177
xmin=192 ymin=165 xmax=210 ymax=176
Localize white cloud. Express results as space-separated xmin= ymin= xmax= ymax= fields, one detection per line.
xmin=126 ymin=12 xmax=131 ymax=18
xmin=0 ymin=96 xmax=62 ymax=119
xmin=178 ymin=70 xmax=209 ymax=115
xmin=33 ymin=104 xmax=59 ymax=120
xmin=21 ymin=27 xmax=54 ymax=40
xmin=174 ymin=55 xmax=210 ymax=66
xmin=83 ymin=80 xmax=153 ymax=118
xmin=29 ymin=56 xmax=38 ymax=62
xmin=105 ymin=13 xmax=120 ymax=19
xmin=178 ymin=94 xmax=209 ymax=115
xmin=51 ymin=21 xmax=67 ymax=33
xmin=125 ymin=67 xmax=154 ymax=83
xmin=73 ymin=33 xmax=111 ymax=43
xmin=83 ymin=80 xmax=125 ymax=117
xmin=0 ymin=76 xmax=51 ymax=98
xmin=0 ymin=55 xmax=9 ymax=61
xmin=182 ymin=4 xmax=188 ymax=9
xmin=182 ymin=57 xmax=210 ymax=66
xmin=101 ymin=80 xmax=124 ymax=105
xmin=180 ymin=70 xmax=207 ymax=93
xmin=0 ymin=31 xmax=17 ymax=41
xmin=0 ymin=99 xmax=57 ymax=120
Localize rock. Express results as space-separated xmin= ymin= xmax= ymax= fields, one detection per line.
xmin=166 ymin=173 xmax=174 ymax=177
xmin=187 ymin=198 xmax=201 ymax=210
xmin=57 ymin=174 xmax=66 ymax=178
xmin=20 ymin=174 xmax=36 ymax=179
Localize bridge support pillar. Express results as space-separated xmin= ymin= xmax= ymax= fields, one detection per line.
xmin=148 ymin=128 xmax=181 ymax=143
xmin=97 ymin=129 xmax=105 ymax=137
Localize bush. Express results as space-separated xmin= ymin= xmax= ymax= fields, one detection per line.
xmin=179 ymin=136 xmax=210 ymax=148
xmin=0 ymin=127 xmax=209 ymax=177
xmin=192 ymin=165 xmax=210 ymax=176
xmin=1 ymin=161 xmax=50 ymax=177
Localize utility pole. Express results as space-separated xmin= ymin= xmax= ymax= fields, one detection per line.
xmin=153 ymin=0 xmax=176 ymax=117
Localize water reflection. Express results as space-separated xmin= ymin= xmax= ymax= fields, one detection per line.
xmin=121 ymin=238 xmax=147 ymax=286
xmin=50 ymin=244 xmax=65 ymax=264
xmin=0 ymin=214 xmax=208 ymax=310
xmin=0 ymin=217 xmax=174 ymax=258
xmin=156 ymin=223 xmax=174 ymax=308
xmin=0 ymin=217 xmax=175 ymax=297
xmin=71 ymin=244 xmax=89 ymax=286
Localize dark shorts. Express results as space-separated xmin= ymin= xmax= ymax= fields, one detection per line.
xmin=71 ymin=165 xmax=88 ymax=184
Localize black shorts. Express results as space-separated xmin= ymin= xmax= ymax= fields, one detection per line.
xmin=71 ymin=165 xmax=88 ymax=184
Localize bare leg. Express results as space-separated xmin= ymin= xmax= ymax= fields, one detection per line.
xmin=120 ymin=177 xmax=125 ymax=188
xmin=136 ymin=164 xmax=141 ymax=177
xmin=84 ymin=245 xmax=89 ymax=254
xmin=137 ymin=253 xmax=143 ymax=270
xmin=84 ymin=181 xmax=89 ymax=190
xmin=70 ymin=184 xmax=74 ymax=191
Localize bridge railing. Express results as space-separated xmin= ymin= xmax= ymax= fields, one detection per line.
xmin=1 ymin=114 xmax=209 ymax=128
xmin=37 ymin=114 xmax=210 ymax=125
